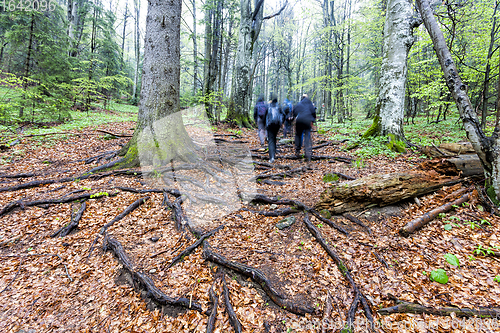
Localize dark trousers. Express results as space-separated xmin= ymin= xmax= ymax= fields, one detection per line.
xmin=295 ymin=121 xmax=312 ymax=161
xmin=283 ymin=119 xmax=292 ymax=138
xmin=267 ymin=124 xmax=280 ymax=162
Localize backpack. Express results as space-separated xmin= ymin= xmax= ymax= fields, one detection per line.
xmin=266 ymin=105 xmax=282 ymax=127
xmin=257 ymin=102 xmax=266 ymax=118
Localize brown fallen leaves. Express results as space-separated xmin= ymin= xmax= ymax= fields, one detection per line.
xmin=0 ymin=121 xmax=499 ymax=333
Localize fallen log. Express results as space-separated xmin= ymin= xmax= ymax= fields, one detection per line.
xmin=166 ymin=224 xmax=225 ymax=269
xmin=316 ymin=171 xmax=461 ymax=214
xmin=104 ymin=236 xmax=202 ymax=312
xmin=378 ymin=296 xmax=500 ymax=318
xmin=51 ymin=201 xmax=87 ymax=237
xmin=399 ymin=193 xmax=470 ymax=237
xmin=203 ymin=243 xmax=315 ymax=316
xmin=222 ymin=274 xmax=242 ymax=333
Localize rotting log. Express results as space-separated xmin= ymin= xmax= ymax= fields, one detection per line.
xmin=399 ymin=193 xmax=470 ymax=237
xmin=51 ymin=201 xmax=87 ymax=237
xmin=303 ymin=213 xmax=374 ymax=327
xmin=378 ymin=296 xmax=500 ymax=318
xmin=203 ymin=243 xmax=315 ymax=316
xmin=166 ymin=224 xmax=225 ymax=269
xmin=222 ymin=274 xmax=242 ymax=333
xmin=104 ymin=236 xmax=202 ymax=312
xmin=419 ymin=156 xmax=483 ymax=177
xmin=315 ymin=171 xmax=461 ymax=214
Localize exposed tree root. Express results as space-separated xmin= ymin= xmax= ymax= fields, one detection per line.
xmin=0 ymin=172 xmax=35 ymax=179
xmin=115 ymin=186 xmax=181 ymax=197
xmin=378 ymin=295 xmax=500 ymax=318
xmin=250 ymin=167 xmax=307 ymax=182
xmin=304 ymin=213 xmax=374 ymax=328
xmin=103 ymin=236 xmax=202 ymax=312
xmin=400 ymin=193 xmax=470 ymax=236
xmin=342 ymin=292 xmax=360 ymax=333
xmin=95 ymin=130 xmax=132 ymax=137
xmin=51 ymin=201 xmax=87 ymax=237
xmin=83 ymin=151 xmax=117 ymax=164
xmin=328 ymin=172 xmax=356 ymax=180
xmin=249 ymin=194 xmax=348 ymax=235
xmin=0 ymin=191 xmax=115 ymax=217
xmin=203 ymin=243 xmax=315 ymax=316
xmin=166 ymin=224 xmax=225 ymax=269
xmin=258 ymin=179 xmax=286 ymax=186
xmin=222 ymin=273 xmax=242 ymax=333
xmin=165 ymin=195 xmax=194 ymax=234
xmin=87 ymin=197 xmax=150 ymax=260
xmin=206 ymin=283 xmax=219 ymax=333
xmin=241 ymin=207 xmax=300 ymax=217
xmin=321 ymin=291 xmax=333 ymax=333
xmin=88 ymin=158 xmax=127 ymax=173
xmin=343 ymin=213 xmax=371 ymax=234
xmin=253 ymin=161 xmax=292 ymax=169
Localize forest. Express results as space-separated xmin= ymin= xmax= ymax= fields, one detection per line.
xmin=1 ymin=0 xmax=500 ymax=332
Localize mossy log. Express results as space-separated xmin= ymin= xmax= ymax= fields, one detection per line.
xmin=315 ymin=171 xmax=460 ymax=214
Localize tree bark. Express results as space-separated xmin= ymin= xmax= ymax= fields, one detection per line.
xmin=364 ymin=0 xmax=416 ymax=141
xmin=117 ymin=0 xmax=196 ymax=168
xmin=315 ymin=171 xmax=459 ymax=214
xmin=416 ymin=0 xmax=500 ymax=201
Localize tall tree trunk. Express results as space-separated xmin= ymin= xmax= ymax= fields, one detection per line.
xmin=132 ymin=0 xmax=141 ymax=101
xmin=416 ymin=0 xmax=500 ymax=201
xmin=363 ymin=0 xmax=416 ymax=141
xmin=204 ymin=0 xmax=222 ymax=122
xmin=481 ymin=1 xmax=499 ymax=129
xmin=20 ymin=14 xmax=35 ymax=119
xmin=121 ymin=3 xmax=128 ymax=62
xmin=191 ymin=0 xmax=199 ymax=96
xmin=118 ymin=0 xmax=195 ymax=167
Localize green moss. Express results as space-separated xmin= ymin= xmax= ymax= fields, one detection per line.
xmin=486 ymin=186 xmax=500 ymax=206
xmin=385 ymin=133 xmax=406 ymax=153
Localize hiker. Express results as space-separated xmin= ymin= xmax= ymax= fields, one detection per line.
xmin=266 ymin=96 xmax=285 ymax=163
xmin=293 ymin=94 xmax=316 ymax=162
xmin=253 ymin=96 xmax=268 ymax=146
xmin=282 ymin=98 xmax=294 ymax=138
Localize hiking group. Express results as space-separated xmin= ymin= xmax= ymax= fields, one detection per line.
xmin=253 ymin=94 xmax=316 ymax=163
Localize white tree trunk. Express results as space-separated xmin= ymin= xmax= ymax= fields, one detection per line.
xmin=377 ymin=0 xmax=414 ymax=139
xmin=417 ymin=0 xmax=500 ymax=201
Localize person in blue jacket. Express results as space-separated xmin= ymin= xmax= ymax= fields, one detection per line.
xmin=253 ymin=96 xmax=268 ymax=146
xmin=293 ymin=94 xmax=316 ymax=162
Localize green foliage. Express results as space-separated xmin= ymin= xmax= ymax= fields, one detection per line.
xmin=322 ymin=173 xmax=339 ymax=183
xmin=90 ymin=192 xmax=109 ymax=198
xmin=429 ymin=269 xmax=449 ymax=284
xmin=494 ymin=276 xmax=500 ymax=283
xmin=444 ymin=253 xmax=460 ymax=268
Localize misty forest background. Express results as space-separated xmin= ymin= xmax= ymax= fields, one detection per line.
xmin=0 ymin=0 xmax=499 ymax=142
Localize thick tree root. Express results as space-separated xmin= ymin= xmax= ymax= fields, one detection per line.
xmin=258 ymin=179 xmax=287 ymax=186
xmin=115 ymin=186 xmax=181 ymax=197
xmin=206 ymin=283 xmax=219 ymax=333
xmin=241 ymin=207 xmax=300 ymax=217
xmin=400 ymin=193 xmax=470 ymax=236
xmin=342 ymin=293 xmax=360 ymax=333
xmin=166 ymin=224 xmax=225 ymax=269
xmin=87 ymin=197 xmax=150 ymax=260
xmin=304 ymin=213 xmax=374 ymax=328
xmin=0 ymin=191 xmax=115 ymax=217
xmin=51 ymin=201 xmax=87 ymax=237
xmin=165 ymin=195 xmax=194 ymax=234
xmin=343 ymin=213 xmax=371 ymax=234
xmin=329 ymin=172 xmax=356 ymax=180
xmin=222 ymin=274 xmax=242 ymax=333
xmin=250 ymin=167 xmax=307 ymax=182
xmin=249 ymin=194 xmax=348 ymax=235
xmin=203 ymin=243 xmax=315 ymax=316
xmin=0 ymin=172 xmax=35 ymax=179
xmin=103 ymin=236 xmax=202 ymax=312
xmin=378 ymin=296 xmax=500 ymax=318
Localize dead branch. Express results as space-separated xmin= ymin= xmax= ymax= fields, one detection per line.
xmin=104 ymin=236 xmax=202 ymax=312
xmin=203 ymin=243 xmax=315 ymax=316
xmin=304 ymin=213 xmax=373 ymax=327
xmin=206 ymin=283 xmax=219 ymax=333
xmin=343 ymin=213 xmax=371 ymax=234
xmin=166 ymin=224 xmax=225 ymax=269
xmin=400 ymin=193 xmax=470 ymax=236
xmin=378 ymin=296 xmax=500 ymax=318
xmin=222 ymin=274 xmax=242 ymax=333
xmin=51 ymin=201 xmax=87 ymax=237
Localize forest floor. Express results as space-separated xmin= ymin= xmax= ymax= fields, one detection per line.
xmin=0 ymin=110 xmax=500 ymax=333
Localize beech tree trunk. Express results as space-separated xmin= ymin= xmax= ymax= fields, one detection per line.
xmin=364 ymin=0 xmax=417 ymax=141
xmin=132 ymin=0 xmax=141 ymax=101
xmin=118 ymin=0 xmax=195 ymax=167
xmin=416 ymin=0 xmax=500 ymax=202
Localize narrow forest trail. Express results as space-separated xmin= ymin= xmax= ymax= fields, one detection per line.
xmin=0 ymin=118 xmax=499 ymax=333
